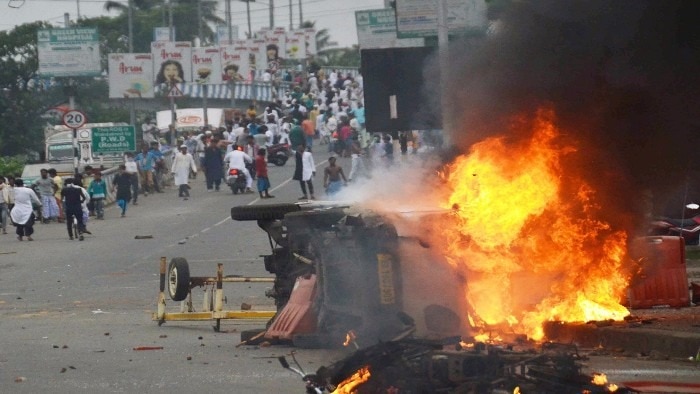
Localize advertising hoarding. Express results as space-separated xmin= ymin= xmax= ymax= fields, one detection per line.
xmin=395 ymin=0 xmax=488 ymax=38
xmin=191 ymin=47 xmax=223 ymax=84
xmin=355 ymin=9 xmax=425 ymax=49
xmin=221 ymin=42 xmax=249 ymax=82
xmin=38 ymin=28 xmax=101 ymax=77
xmin=108 ymin=53 xmax=155 ymax=98
xmin=151 ymin=41 xmax=192 ymax=87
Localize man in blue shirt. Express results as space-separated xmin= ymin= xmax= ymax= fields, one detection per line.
xmin=148 ymin=141 xmax=165 ymax=193
xmin=135 ymin=145 xmax=156 ymax=195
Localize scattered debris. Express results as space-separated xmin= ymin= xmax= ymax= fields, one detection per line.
xmin=159 ymin=334 xmax=167 ymax=338
xmin=134 ymin=235 xmax=153 ymax=239
xmin=283 ymin=339 xmax=639 ymax=393
xmin=186 ymin=356 xmax=192 ymax=361
xmin=133 ymin=346 xmax=164 ymax=351
xmin=14 ymin=376 xmax=26 ymax=383
xmin=240 ymin=302 xmax=252 ymax=310
xmin=60 ymin=368 xmax=67 ymax=373
xmin=177 ymin=239 xmax=187 ymax=244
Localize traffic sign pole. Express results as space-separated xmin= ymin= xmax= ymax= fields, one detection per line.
xmin=62 ymin=109 xmax=87 ymax=176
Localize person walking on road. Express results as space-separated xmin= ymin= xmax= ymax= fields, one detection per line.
xmin=293 ymin=144 xmax=316 ymax=200
xmin=33 ymin=169 xmax=58 ymax=223
xmin=323 ymin=156 xmax=347 ymax=198
xmin=203 ymin=139 xmax=224 ymax=192
xmin=48 ymin=168 xmax=64 ymax=223
xmin=0 ymin=177 xmax=9 ymax=234
xmin=255 ymin=148 xmax=274 ymax=199
xmin=111 ymin=165 xmax=132 ymax=217
xmin=61 ymin=178 xmax=88 ymax=240
xmin=87 ymin=171 xmax=107 ymax=219
xmin=124 ymin=152 xmax=140 ymax=205
xmin=135 ymin=146 xmax=156 ymax=196
xmin=172 ymin=145 xmax=198 ymax=200
xmin=10 ymin=179 xmax=41 ymax=241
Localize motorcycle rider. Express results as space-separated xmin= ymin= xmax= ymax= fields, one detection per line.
xmin=224 ymin=145 xmax=254 ymax=193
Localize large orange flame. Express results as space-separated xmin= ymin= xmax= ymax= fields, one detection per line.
xmin=436 ymin=108 xmax=630 ymax=340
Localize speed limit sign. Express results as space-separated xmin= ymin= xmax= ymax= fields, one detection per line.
xmin=62 ymin=110 xmax=87 ymax=129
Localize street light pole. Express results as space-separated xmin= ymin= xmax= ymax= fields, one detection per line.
xmin=128 ymin=0 xmax=136 ymax=129
xmin=246 ymin=0 xmax=252 ymax=38
xmin=288 ymin=0 xmax=293 ymax=31
xmin=269 ymin=0 xmax=274 ymax=29
xmin=168 ymin=0 xmax=174 ymax=41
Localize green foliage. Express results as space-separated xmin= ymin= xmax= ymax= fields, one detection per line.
xmin=0 ymin=156 xmax=26 ymax=178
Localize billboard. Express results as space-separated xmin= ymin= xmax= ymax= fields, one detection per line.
xmin=286 ymin=30 xmax=306 ymax=60
xmin=108 ymin=53 xmax=155 ymax=99
xmin=304 ymin=28 xmax=317 ymax=57
xmin=355 ymin=9 xmax=425 ymax=49
xmin=151 ymin=41 xmax=192 ymax=86
xmin=37 ymin=28 xmax=101 ymax=77
xmin=248 ymin=39 xmax=267 ymax=74
xmin=361 ymin=47 xmax=440 ymax=133
xmin=191 ymin=47 xmax=223 ymax=84
xmin=221 ymin=41 xmax=249 ymax=82
xmin=265 ymin=28 xmax=287 ymax=73
xmin=395 ymin=0 xmax=488 ymax=38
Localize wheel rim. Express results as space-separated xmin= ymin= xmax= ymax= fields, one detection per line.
xmin=168 ymin=267 xmax=178 ymax=297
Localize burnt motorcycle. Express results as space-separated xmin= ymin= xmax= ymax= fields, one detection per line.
xmin=649 ymin=205 xmax=700 ymax=245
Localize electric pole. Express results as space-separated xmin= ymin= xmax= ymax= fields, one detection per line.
xmin=245 ymin=0 xmax=252 ymax=38
xmin=269 ymin=0 xmax=274 ymax=29
xmin=298 ymin=0 xmax=302 ymax=28
xmin=289 ymin=0 xmax=293 ymax=31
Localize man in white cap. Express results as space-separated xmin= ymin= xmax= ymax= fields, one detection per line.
xmin=171 ymin=145 xmax=197 ymax=200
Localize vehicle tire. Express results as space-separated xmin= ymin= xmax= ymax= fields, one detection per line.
xmin=232 ymin=187 xmax=239 ymax=195
xmin=272 ymin=157 xmax=287 ymax=166
xmin=283 ymin=208 xmax=346 ymax=230
xmin=168 ymin=257 xmax=191 ymax=301
xmin=231 ymin=203 xmax=301 ymax=221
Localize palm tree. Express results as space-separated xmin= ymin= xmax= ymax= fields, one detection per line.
xmin=300 ymin=21 xmax=334 ymax=54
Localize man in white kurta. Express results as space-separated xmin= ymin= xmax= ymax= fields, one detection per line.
xmin=10 ymin=179 xmax=42 ymax=240
xmin=171 ymin=145 xmax=198 ymax=200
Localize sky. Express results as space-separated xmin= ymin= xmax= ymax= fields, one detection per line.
xmin=0 ymin=0 xmax=387 ymax=48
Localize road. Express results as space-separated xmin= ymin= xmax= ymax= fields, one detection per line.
xmin=1 ymin=154 xmax=698 ymax=393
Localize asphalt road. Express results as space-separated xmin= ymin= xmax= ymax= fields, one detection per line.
xmin=1 ymin=153 xmax=698 ymax=393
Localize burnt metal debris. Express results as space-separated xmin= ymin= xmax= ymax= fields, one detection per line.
xmin=280 ymin=338 xmax=639 ymax=393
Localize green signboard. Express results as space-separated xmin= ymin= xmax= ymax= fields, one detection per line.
xmin=91 ymin=126 xmax=136 ymax=154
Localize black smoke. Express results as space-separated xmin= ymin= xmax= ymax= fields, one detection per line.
xmin=438 ymin=0 xmax=700 ymax=228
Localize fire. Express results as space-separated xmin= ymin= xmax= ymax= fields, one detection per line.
xmin=592 ymin=373 xmax=608 ymax=385
xmin=435 ymin=108 xmax=630 ymax=340
xmin=343 ymin=330 xmax=357 ymax=347
xmin=331 ymin=366 xmax=371 ymax=394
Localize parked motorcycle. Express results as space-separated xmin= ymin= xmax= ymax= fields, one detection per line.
xmin=267 ymin=143 xmax=290 ymax=166
xmin=227 ymin=168 xmax=247 ymax=195
xmin=649 ymin=206 xmax=700 ymax=245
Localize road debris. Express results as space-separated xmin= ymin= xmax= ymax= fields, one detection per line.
xmin=134 ymin=235 xmax=153 ymax=239
xmin=133 ymin=346 xmax=164 ymax=351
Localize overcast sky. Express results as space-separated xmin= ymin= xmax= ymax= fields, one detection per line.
xmin=1 ymin=0 xmax=386 ymax=47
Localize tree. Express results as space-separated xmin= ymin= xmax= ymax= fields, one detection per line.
xmin=102 ymin=0 xmax=223 ymax=48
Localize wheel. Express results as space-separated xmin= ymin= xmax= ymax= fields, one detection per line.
xmin=230 ymin=203 xmax=301 ymax=221
xmin=232 ymin=187 xmax=239 ymax=195
xmin=283 ymin=208 xmax=347 ymax=230
xmin=271 ymin=157 xmax=287 ymax=166
xmin=167 ymin=257 xmax=191 ymax=301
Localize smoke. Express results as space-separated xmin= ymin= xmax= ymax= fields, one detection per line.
xmin=438 ymin=0 xmax=700 ymax=222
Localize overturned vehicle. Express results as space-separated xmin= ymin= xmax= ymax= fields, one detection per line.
xmin=230 ymin=202 xmax=420 ymax=348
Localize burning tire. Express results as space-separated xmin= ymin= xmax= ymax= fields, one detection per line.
xmin=230 ymin=203 xmax=301 ymax=221
xmin=168 ymin=257 xmax=191 ymax=301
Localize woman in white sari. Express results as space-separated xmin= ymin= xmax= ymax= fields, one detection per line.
xmin=10 ymin=179 xmax=42 ymax=241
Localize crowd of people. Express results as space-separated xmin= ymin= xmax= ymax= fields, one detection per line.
xmin=1 ymin=68 xmax=437 ymax=242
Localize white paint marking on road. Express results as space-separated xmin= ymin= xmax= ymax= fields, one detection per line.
xmin=201 ymin=227 xmax=211 ymax=233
